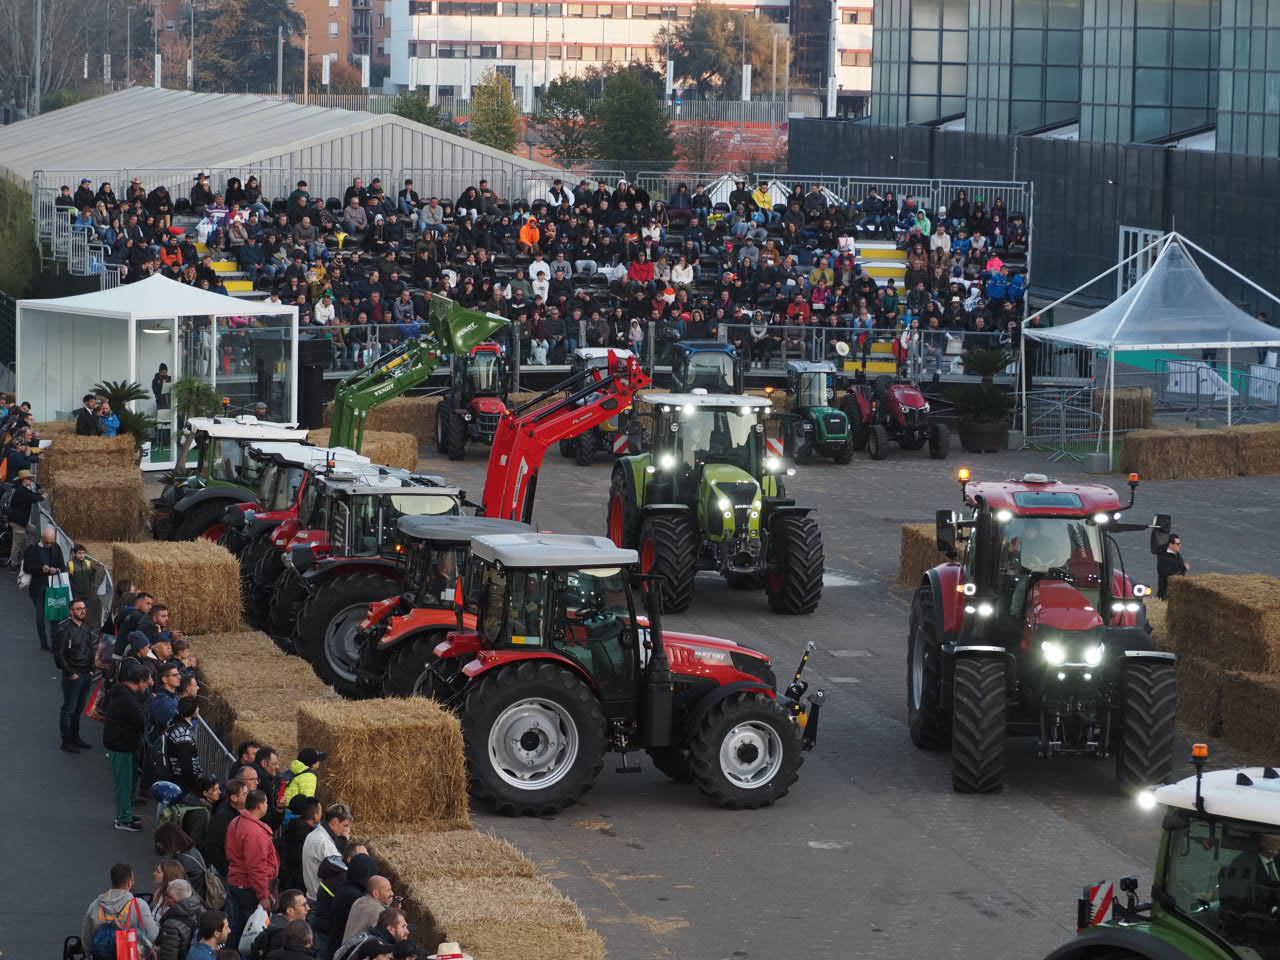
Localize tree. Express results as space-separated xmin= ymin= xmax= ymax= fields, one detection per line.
xmin=469 ymin=69 xmax=520 ymax=154
xmin=676 ymin=117 xmax=720 ymax=170
xmin=393 ymin=90 xmax=465 ymax=138
xmin=309 ymin=58 xmax=364 ymax=94
xmin=589 ymin=65 xmax=675 ymax=173
xmin=192 ymin=0 xmax=304 ymax=93
xmin=657 ymin=3 xmax=783 ymax=99
xmin=531 ymin=76 xmax=597 ymax=165
xmin=0 ymin=179 xmax=37 ymax=297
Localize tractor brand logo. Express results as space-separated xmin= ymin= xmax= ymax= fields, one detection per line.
xmin=571 ymin=412 xmax=593 ymax=426
xmin=510 ymin=458 xmax=530 ymax=515
xmin=455 ymin=321 xmax=478 ymax=344
xmin=372 ymin=382 xmax=396 ymax=396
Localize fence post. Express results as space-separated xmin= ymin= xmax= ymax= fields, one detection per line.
xmin=511 ymin=330 xmax=522 ymax=393
xmin=647 ymin=321 xmax=656 ymax=371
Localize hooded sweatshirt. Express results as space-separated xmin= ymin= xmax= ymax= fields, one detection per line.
xmin=81 ymin=888 xmax=159 ymax=952
xmin=326 ymin=854 xmax=374 ymax=959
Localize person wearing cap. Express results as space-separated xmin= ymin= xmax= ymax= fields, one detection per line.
xmin=5 ymin=468 xmax=41 ymax=571
xmin=282 ymin=747 xmax=327 ymax=807
xmin=73 ymin=178 xmax=96 ymax=209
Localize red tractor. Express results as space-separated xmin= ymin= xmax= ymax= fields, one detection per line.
xmin=909 ymin=470 xmax=1175 ymax=794
xmin=426 ymin=531 xmax=823 ymax=815
xmin=434 ymin=342 xmax=512 ymax=461
xmin=841 ymin=374 xmax=950 ymax=460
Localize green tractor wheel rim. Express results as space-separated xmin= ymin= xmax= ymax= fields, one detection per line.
xmin=487 ymin=698 xmax=580 ymax=790
xmin=719 ymin=720 xmax=784 ymax=788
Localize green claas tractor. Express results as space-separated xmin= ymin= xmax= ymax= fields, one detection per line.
xmin=606 ymin=391 xmax=823 ymax=615
xmin=779 ymin=360 xmax=855 ymax=464
xmin=1044 ymin=746 xmax=1280 ymax=960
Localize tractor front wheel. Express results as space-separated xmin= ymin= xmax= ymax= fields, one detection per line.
xmin=928 ymin=422 xmax=951 ymax=460
xmin=176 ymin=500 xmax=230 ymax=542
xmin=462 ymin=660 xmax=607 ymax=816
xmin=1115 ymin=661 xmax=1177 ymax=789
xmin=951 ymin=657 xmax=1006 ymax=793
xmin=296 ymin=573 xmax=401 ymax=697
xmin=443 ymin=410 xmax=467 ymax=461
xmin=687 ymin=691 xmax=803 ymax=809
xmin=907 ymin=587 xmax=949 ymax=750
xmin=266 ymin=570 xmax=308 ymax=649
xmin=434 ymin=404 xmax=447 ymax=454
xmin=558 ymin=438 xmax=574 ymax=458
xmin=848 ymin=411 xmax=869 ymax=452
xmin=606 ymin=466 xmax=640 ymax=549
xmin=765 ymin=514 xmax=824 ymax=615
xmin=638 ymin=513 xmax=698 ymax=613
xmin=383 ymin=631 xmax=453 ymax=699
xmin=867 ymin=424 xmax=890 ymax=460
xmin=574 ymin=431 xmax=596 ymax=466
xmin=831 ymin=437 xmax=856 ymax=464
xmin=247 ymin=547 xmax=285 ymax=629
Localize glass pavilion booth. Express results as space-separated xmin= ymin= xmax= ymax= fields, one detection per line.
xmin=15 ymin=274 xmax=298 ymax=470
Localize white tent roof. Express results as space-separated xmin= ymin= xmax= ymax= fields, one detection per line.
xmin=17 ymin=274 xmax=296 ymax=320
xmin=1025 ymin=234 xmax=1280 ymax=351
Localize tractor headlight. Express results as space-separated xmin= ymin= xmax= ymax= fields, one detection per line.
xmin=645 ymin=465 xmax=656 ymax=474
xmin=1042 ymin=640 xmax=1067 ymax=665
xmin=1133 ymin=583 xmax=1150 ymax=597
xmin=740 ymin=405 xmax=752 ymax=415
xmin=659 ymin=454 xmax=674 ymax=470
xmin=723 ymin=510 xmax=733 ymax=520
xmin=765 ymin=456 xmax=781 ymax=472
xmin=1093 ymin=512 xmax=1110 ymax=525
xmin=682 ymin=404 xmax=695 ymax=415
xmin=464 ymin=412 xmax=473 ymax=421
xmin=962 ymin=583 xmax=977 ymax=596
xmin=717 ymin=497 xmax=731 ymax=511
xmin=1125 ymin=602 xmax=1140 ymax=613
xmin=1084 ymin=644 xmax=1105 ymax=667
xmin=1137 ymin=789 xmax=1158 ymax=810
xmin=786 ymin=467 xmax=796 ymax=476
xmin=750 ymin=510 xmax=759 ymax=519
xmin=995 ymin=509 xmax=1013 ymax=523
xmin=922 ymin=402 xmax=930 ymax=412
xmin=976 ymin=602 xmax=994 ymax=617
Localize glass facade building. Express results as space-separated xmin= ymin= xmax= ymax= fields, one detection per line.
xmin=1217 ymin=0 xmax=1280 ymax=156
xmin=871 ymin=0 xmax=967 ymax=125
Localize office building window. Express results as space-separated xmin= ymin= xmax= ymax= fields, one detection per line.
xmin=409 ymin=41 xmax=433 ymax=57
xmin=438 ymin=2 xmax=498 ymax=13
xmin=842 ymin=9 xmax=872 ymax=25
xmin=840 ymin=49 xmax=872 ymax=67
xmin=1216 ymin=0 xmax=1280 ymax=156
xmin=409 ymin=0 xmax=432 ymax=13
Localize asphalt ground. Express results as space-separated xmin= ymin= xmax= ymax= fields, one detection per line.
xmin=5 ymin=444 xmax=1278 ymax=960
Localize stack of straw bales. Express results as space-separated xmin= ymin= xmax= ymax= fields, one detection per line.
xmin=1166 ymin=574 xmax=1280 ymax=751
xmin=49 ymin=470 xmax=150 ymax=541
xmin=38 ymin=433 xmax=136 ymax=486
xmin=33 ymin=419 xmax=76 ymax=438
xmin=113 ymin=541 xmax=241 ymax=635
xmin=323 ymin=397 xmax=439 ymax=449
xmin=898 ymin=523 xmax=950 ymax=587
xmin=1094 ymin=387 xmax=1154 ymax=432
xmin=308 ymin=428 xmax=418 ymax=472
xmin=1121 ymin=429 xmax=1241 ymax=481
xmin=1229 ymin=422 xmax=1280 ymax=476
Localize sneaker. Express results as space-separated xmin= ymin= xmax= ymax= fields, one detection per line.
xmin=73 ymin=737 xmax=93 ymax=750
xmin=59 ymin=742 xmax=80 ymax=754
xmin=114 ymin=820 xmax=143 ymax=832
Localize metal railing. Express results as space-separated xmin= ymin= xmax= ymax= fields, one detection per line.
xmin=195 ymin=715 xmax=237 ymax=778
xmin=1024 ymin=386 xmax=1105 ymax=463
xmin=30 ymin=502 xmax=115 ymax=628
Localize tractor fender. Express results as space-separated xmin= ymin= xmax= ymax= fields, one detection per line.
xmin=245 ymin=516 xmax=284 ymax=540
xmin=377 ymin=610 xmax=465 ymax=653
xmin=680 ymin=680 xmax=777 ymax=741
xmin=1041 ymin=928 xmax=1193 ymax=960
xmin=924 ymin=563 xmax=967 ymax=637
xmin=765 ymin=505 xmax=815 ymax=531
xmin=301 ymin=557 xmax=404 ymax=589
xmin=939 ymin=645 xmax=1011 ymax=711
xmin=1121 ymin=649 xmax=1177 ymax=664
xmin=640 ymin=502 xmax=693 ymax=514
xmin=460 ymin=649 xmax=595 ymax=688
xmin=174 ymin=485 xmax=254 ymax=516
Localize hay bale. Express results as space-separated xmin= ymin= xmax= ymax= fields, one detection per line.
xmin=192 ymin=629 xmax=335 ymax=733
xmin=297 ymin=697 xmax=468 ymax=825
xmin=1120 ymin=428 xmax=1241 ymax=481
xmin=33 ymin=419 xmax=76 ymax=437
xmin=898 ymin=523 xmax=948 ymax=587
xmin=324 ymin=396 xmax=440 ymax=448
xmin=112 ymin=541 xmax=241 ymax=634
xmin=230 ymin=718 xmax=298 ymax=765
xmin=1166 ymin=574 xmax=1280 ymax=672
xmin=1176 ymin=654 xmax=1231 ymax=736
xmin=1220 ymin=671 xmax=1280 ymax=760
xmin=1228 ymin=422 xmax=1280 ymax=476
xmin=401 ymin=877 xmax=587 ymax=953
xmin=367 ymin=830 xmax=536 ymax=890
xmin=39 ymin=433 xmax=136 ymax=486
xmin=77 ymin=541 xmax=117 ymax=571
xmin=448 ymin=922 xmax=607 ymax=960
xmin=48 ymin=468 xmax=149 ymax=541
xmin=1144 ymin=597 xmax=1168 ymax=649
xmin=309 ymin=428 xmax=418 ymax=471
xmin=1094 ymin=387 xmax=1154 ymax=431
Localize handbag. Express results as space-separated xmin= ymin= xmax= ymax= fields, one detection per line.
xmin=44 ymin=570 xmax=72 ymax=620
xmin=83 ymin=677 xmax=107 ymax=722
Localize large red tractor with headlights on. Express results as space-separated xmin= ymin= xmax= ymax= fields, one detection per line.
xmin=909 ymin=470 xmax=1175 ymax=794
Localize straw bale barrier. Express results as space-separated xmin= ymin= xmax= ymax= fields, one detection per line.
xmin=79 ymin=541 xmax=117 ymax=571
xmin=194 ymin=630 xmax=336 ymax=732
xmin=323 ymin=397 xmax=439 ymax=448
xmin=112 ymin=541 xmax=241 ymax=634
xmin=1220 ymin=671 xmax=1280 ymax=759
xmin=229 ymin=718 xmax=299 ymax=766
xmin=367 ymin=829 xmax=536 ymax=890
xmin=1120 ymin=429 xmax=1241 ymax=481
xmin=308 ymin=429 xmax=418 ymax=472
xmin=1144 ymin=597 xmax=1168 ymax=649
xmin=437 ymin=922 xmax=606 ymax=960
xmin=898 ymin=523 xmax=949 ymax=587
xmin=1229 ymin=422 xmax=1280 ymax=476
xmin=39 ymin=433 xmax=136 ymax=486
xmin=33 ymin=419 xmax=76 ymax=437
xmin=1094 ymin=387 xmax=1154 ymax=432
xmin=1166 ymin=574 xmax=1280 ymax=672
xmin=1175 ymin=654 xmax=1231 ymax=736
xmin=297 ymin=697 xmax=469 ymax=827
xmin=48 ymin=468 xmax=149 ymax=541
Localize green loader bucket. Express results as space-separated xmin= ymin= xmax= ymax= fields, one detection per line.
xmin=429 ymin=294 xmax=509 ymax=356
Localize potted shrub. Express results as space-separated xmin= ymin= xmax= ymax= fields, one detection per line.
xmin=949 ymin=349 xmax=1016 ymax=453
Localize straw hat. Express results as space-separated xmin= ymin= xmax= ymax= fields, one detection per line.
xmin=428 ymin=945 xmax=472 ymax=960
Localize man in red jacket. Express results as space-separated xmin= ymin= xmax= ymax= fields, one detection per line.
xmin=225 ymin=789 xmax=280 ymax=946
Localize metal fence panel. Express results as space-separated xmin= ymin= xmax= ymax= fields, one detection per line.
xmin=195 ymin=715 xmax=236 ymax=779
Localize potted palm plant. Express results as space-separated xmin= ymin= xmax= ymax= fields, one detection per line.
xmin=948 ymin=348 xmax=1016 ymax=453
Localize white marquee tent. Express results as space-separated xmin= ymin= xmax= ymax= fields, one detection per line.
xmin=17 ymin=275 xmax=298 ymax=468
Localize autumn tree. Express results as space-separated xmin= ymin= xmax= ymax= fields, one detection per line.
xmin=657 ymin=3 xmax=783 ymax=99
xmin=192 ymin=0 xmax=304 ymax=92
xmin=532 ymin=76 xmax=597 ymax=165
xmin=393 ymin=90 xmax=465 ymax=138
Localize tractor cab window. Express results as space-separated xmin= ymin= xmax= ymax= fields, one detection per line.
xmin=995 ymin=515 xmax=1104 ymax=611
xmin=408 ymin=543 xmax=463 ymax=606
xmin=467 ymin=351 xmax=504 ymax=395
xmin=507 ymin=569 xmax=549 ymax=646
xmin=796 ymin=372 xmax=831 ymax=408
xmin=683 ymin=352 xmax=736 ymax=393
xmin=381 ymin=494 xmax=460 ymax=546
xmin=348 ymin=496 xmax=381 ymax=555
xmin=254 ymin=462 xmax=280 ymax=505
xmin=178 ymin=431 xmax=199 ymax=469
xmin=554 ymin=567 xmax=635 ymax=702
xmin=278 ymin=466 xmax=308 ymax=511
xmin=207 ymin=438 xmax=245 ymax=483
xmin=299 ymin=479 xmax=328 ymax=529
xmin=1163 ymin=814 xmax=1280 ymax=959
xmin=670 ymin=407 xmax=761 ymax=493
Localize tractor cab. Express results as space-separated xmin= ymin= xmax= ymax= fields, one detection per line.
xmin=436 ymin=342 xmax=513 ymax=460
xmin=779 ymin=360 xmax=853 ymax=464
xmin=670 ymin=341 xmax=745 ymax=395
xmin=559 ymin=347 xmax=645 ymax=465
xmin=1049 ymin=748 xmax=1280 ymax=960
xmin=642 ymin=392 xmax=777 ymax=503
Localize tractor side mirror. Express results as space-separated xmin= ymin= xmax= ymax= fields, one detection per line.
xmin=935 ymin=509 xmax=958 ymax=558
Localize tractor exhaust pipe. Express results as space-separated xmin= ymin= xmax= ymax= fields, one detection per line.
xmin=640 ymin=577 xmax=673 ymax=748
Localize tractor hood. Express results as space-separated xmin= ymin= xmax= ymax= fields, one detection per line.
xmin=471 ymin=397 xmax=507 ymax=415
xmin=1026 ymin=580 xmax=1105 ymax=633
xmin=701 ymin=463 xmax=760 ymax=503
xmin=887 ymin=382 xmax=929 ymax=410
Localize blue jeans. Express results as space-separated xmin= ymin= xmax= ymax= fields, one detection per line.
xmin=227 ymin=885 xmax=258 ymax=950
xmin=59 ymin=673 xmax=93 ymax=742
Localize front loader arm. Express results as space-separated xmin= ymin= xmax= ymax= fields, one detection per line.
xmin=328 ymin=295 xmax=508 ymax=452
xmin=480 ymin=353 xmax=653 ymax=523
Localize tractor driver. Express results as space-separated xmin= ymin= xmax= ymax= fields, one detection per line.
xmin=1218 ymin=832 xmax=1280 ymax=955
xmin=1004 ymin=522 xmax=1070 ymax=616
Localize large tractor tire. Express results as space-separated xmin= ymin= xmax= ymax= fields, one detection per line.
xmin=442 ymin=409 xmax=467 ymax=461
xmin=907 ymin=586 xmax=949 ymax=750
xmin=574 ymin=431 xmax=597 ymax=467
xmin=247 ymin=547 xmax=285 ymax=629
xmin=687 ymin=691 xmax=803 ymax=809
xmin=831 ymin=437 xmax=856 ymax=465
xmin=867 ymin=424 xmax=890 ymax=460
xmin=646 ymin=746 xmax=693 ymax=783
xmin=638 ymin=513 xmax=698 ymax=613
xmin=462 ymin=660 xmax=607 ymax=816
xmin=434 ymin=402 xmax=449 ymax=454
xmin=791 ymin=425 xmax=814 ymax=465
xmin=558 ymin=439 xmax=574 ymax=459
xmin=296 ymin=573 xmax=401 ymax=697
xmin=238 ymin=536 xmax=272 ymax=623
xmin=848 ymin=411 xmax=869 ymax=452
xmin=951 ymin=657 xmax=1007 ymax=793
xmin=382 ymin=630 xmax=454 ymax=699
xmin=1115 ymin=661 xmax=1177 ymax=789
xmin=606 ymin=466 xmax=641 ymax=549
xmin=765 ymin=514 xmax=824 ymax=615
xmin=266 ymin=570 xmax=308 ymax=649
xmin=175 ymin=500 xmax=230 ymax=542
xmin=928 ymin=422 xmax=951 ymax=460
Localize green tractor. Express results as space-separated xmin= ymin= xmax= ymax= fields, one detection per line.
xmin=778 ymin=360 xmax=855 ymax=465
xmin=606 ymin=391 xmax=823 ymax=615
xmin=1044 ymin=746 xmax=1280 ymax=960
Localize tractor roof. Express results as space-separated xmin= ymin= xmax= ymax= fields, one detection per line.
xmin=186 ymin=416 xmax=307 ymax=441
xmin=471 ymin=533 xmax=638 ymax=569
xmin=248 ymin=442 xmax=371 ymax=470
xmin=674 ymin=340 xmax=737 ymax=356
xmin=965 ymin=474 xmax=1123 ymax=515
xmin=786 ymin=360 xmax=838 ymax=374
xmin=1154 ymin=767 xmax=1280 ymax=827
xmin=641 ymin=392 xmax=772 ymax=410
xmin=397 ymin=515 xmax=528 ymax=543
xmin=574 ymin=347 xmax=634 ymax=361
xmin=318 ymin=470 xmax=456 ymax=496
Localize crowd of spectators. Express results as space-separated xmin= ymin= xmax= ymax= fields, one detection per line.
xmin=58 ymin=170 xmax=1031 ymax=374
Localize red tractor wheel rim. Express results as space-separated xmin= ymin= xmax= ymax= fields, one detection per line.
xmin=640 ymin=537 xmax=655 ymax=573
xmin=201 ymin=524 xmax=226 ymax=543
xmin=607 ymin=495 xmax=624 ymax=545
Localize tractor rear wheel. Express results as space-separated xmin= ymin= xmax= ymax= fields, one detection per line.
xmin=848 ymin=410 xmax=869 ymax=452
xmin=558 ymin=439 xmax=574 ymax=458
xmin=928 ymin=422 xmax=951 ymax=460
xmin=908 ymin=586 xmax=949 ymax=750
xmin=867 ymin=424 xmax=890 ymax=460
xmin=574 ymin=431 xmax=596 ymax=466
xmin=646 ymin=746 xmax=693 ymax=783
xmin=1115 ymin=661 xmax=1177 ymax=789
xmin=176 ymin=500 xmax=230 ymax=542
xmin=462 ymin=660 xmax=607 ymax=816
xmin=383 ymin=631 xmax=452 ymax=699
xmin=792 ymin=427 xmax=814 ymax=465
xmin=951 ymin=657 xmax=1007 ymax=793
xmin=434 ymin=404 xmax=447 ymax=454
xmin=606 ymin=466 xmax=641 ymax=549
xmin=239 ymin=537 xmax=272 ymax=628
xmin=687 ymin=691 xmax=803 ymax=809
xmin=765 ymin=514 xmax=824 ymax=615
xmin=266 ymin=570 xmax=307 ymax=649
xmin=638 ymin=513 xmax=698 ymax=613
xmin=443 ymin=410 xmax=467 ymax=461
xmin=297 ymin=573 xmax=401 ymax=697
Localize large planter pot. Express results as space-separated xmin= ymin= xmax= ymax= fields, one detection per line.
xmin=958 ymin=420 xmax=1009 ymax=453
